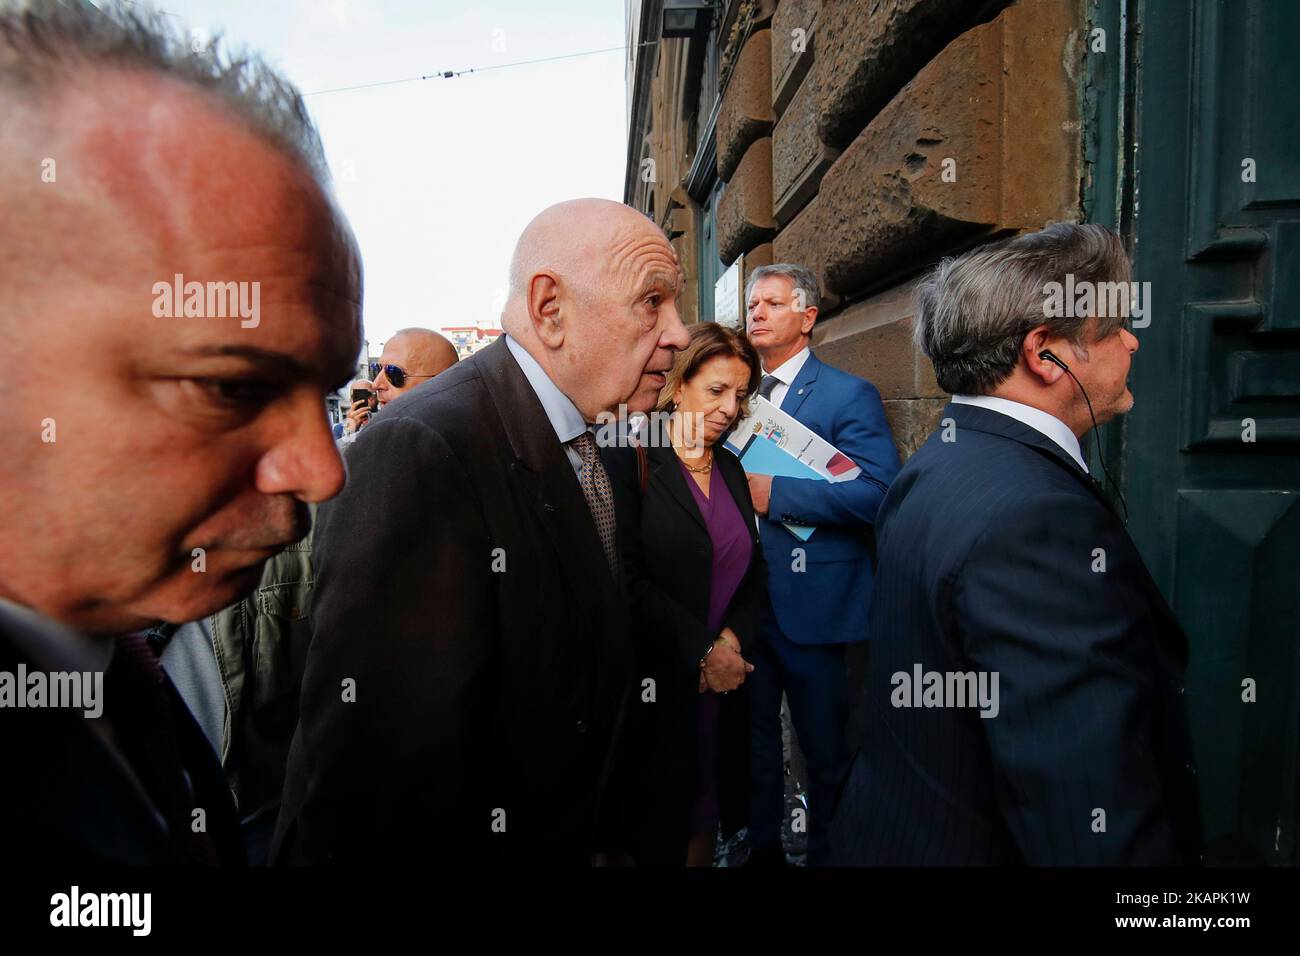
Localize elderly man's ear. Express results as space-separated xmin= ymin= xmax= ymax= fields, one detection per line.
xmin=527 ymin=272 xmax=566 ymax=348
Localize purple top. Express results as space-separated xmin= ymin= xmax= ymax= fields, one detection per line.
xmin=681 ymin=456 xmax=753 ymax=835
xmin=679 ymin=459 xmax=752 ymax=635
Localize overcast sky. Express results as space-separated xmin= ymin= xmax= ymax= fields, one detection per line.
xmin=138 ymin=0 xmax=629 ymax=356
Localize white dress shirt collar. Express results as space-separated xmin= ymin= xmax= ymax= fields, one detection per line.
xmin=504 ymin=334 xmax=589 ymax=444
xmin=763 ymin=345 xmax=811 ymax=385
xmin=951 ymin=394 xmax=1089 ymax=473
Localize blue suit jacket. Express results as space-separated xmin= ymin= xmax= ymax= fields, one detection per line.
xmin=830 ymin=402 xmax=1202 ymax=865
xmin=757 ymin=350 xmax=901 ymax=645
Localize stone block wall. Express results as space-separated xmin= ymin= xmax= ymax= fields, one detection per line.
xmin=713 ymin=0 xmax=1085 ymax=461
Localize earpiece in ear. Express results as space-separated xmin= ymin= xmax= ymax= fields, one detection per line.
xmin=1039 ymin=349 xmax=1069 ymax=372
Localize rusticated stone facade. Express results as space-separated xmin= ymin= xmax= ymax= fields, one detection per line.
xmin=716 ymin=28 xmax=775 ymax=182
xmin=717 ymin=137 xmax=777 ymax=265
xmin=627 ymin=0 xmax=1086 ymax=463
xmin=817 ymin=0 xmax=1082 ymax=296
xmin=813 ymin=0 xmax=1012 ymax=149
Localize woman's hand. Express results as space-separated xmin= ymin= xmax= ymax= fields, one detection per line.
xmin=702 ymin=637 xmax=753 ymax=693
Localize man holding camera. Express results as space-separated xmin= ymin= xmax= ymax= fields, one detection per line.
xmin=336 ymin=378 xmax=377 ymax=439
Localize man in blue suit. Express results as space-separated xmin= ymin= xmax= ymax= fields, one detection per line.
xmin=830 ymin=224 xmax=1201 ymax=865
xmin=742 ymin=264 xmax=901 ymax=866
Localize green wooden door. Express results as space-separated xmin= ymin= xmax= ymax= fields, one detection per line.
xmin=697 ymin=183 xmax=723 ymax=324
xmin=1102 ymin=0 xmax=1300 ymax=864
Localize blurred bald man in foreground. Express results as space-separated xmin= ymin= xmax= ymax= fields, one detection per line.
xmin=0 ymin=1 xmax=360 ymax=864
xmin=275 ymin=198 xmax=690 ymax=864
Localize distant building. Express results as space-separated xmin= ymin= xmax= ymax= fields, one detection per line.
xmin=444 ymin=326 xmax=503 ymax=361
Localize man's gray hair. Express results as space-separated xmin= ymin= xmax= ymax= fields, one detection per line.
xmin=0 ymin=0 xmax=328 ymax=186
xmin=745 ymin=263 xmax=821 ymax=314
xmin=913 ymin=223 xmax=1131 ymax=395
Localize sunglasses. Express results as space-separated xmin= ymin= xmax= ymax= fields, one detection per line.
xmin=369 ymin=363 xmax=434 ymax=389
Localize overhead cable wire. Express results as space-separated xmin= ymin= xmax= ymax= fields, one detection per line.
xmin=120 ymin=3 xmax=657 ymax=99
xmin=303 ymin=40 xmax=658 ymax=97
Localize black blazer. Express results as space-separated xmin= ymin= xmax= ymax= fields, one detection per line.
xmin=831 ymin=402 xmax=1202 ymax=865
xmin=273 ymin=337 xmax=634 ymax=864
xmin=0 ymin=623 xmax=244 ymax=866
xmin=611 ymin=437 xmax=767 ymax=864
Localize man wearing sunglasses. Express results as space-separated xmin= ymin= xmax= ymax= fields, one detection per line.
xmin=370 ymin=328 xmax=459 ymax=407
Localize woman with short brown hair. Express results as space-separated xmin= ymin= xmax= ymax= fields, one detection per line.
xmin=620 ymin=322 xmax=768 ymax=866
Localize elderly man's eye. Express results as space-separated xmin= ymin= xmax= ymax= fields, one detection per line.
xmin=646 ymin=294 xmax=661 ymax=309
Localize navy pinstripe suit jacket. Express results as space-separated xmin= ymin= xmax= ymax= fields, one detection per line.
xmin=830 ymin=402 xmax=1202 ymax=865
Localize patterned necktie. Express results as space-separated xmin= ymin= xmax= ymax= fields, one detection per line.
xmin=758 ymin=374 xmax=781 ymax=400
xmin=104 ymin=633 xmax=219 ymax=865
xmin=569 ymin=431 xmax=618 ymax=575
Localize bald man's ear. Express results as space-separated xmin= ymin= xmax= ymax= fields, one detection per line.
xmin=527 ymin=272 xmax=565 ymax=349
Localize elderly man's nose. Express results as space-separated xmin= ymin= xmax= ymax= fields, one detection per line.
xmin=661 ymin=301 xmax=690 ymax=350
xmin=1123 ymin=328 xmax=1139 ymax=353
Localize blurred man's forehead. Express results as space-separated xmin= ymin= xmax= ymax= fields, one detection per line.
xmin=7 ymin=76 xmax=345 ymax=275
xmin=25 ymin=74 xmax=361 ymax=372
xmin=50 ymin=72 xmax=335 ymax=263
